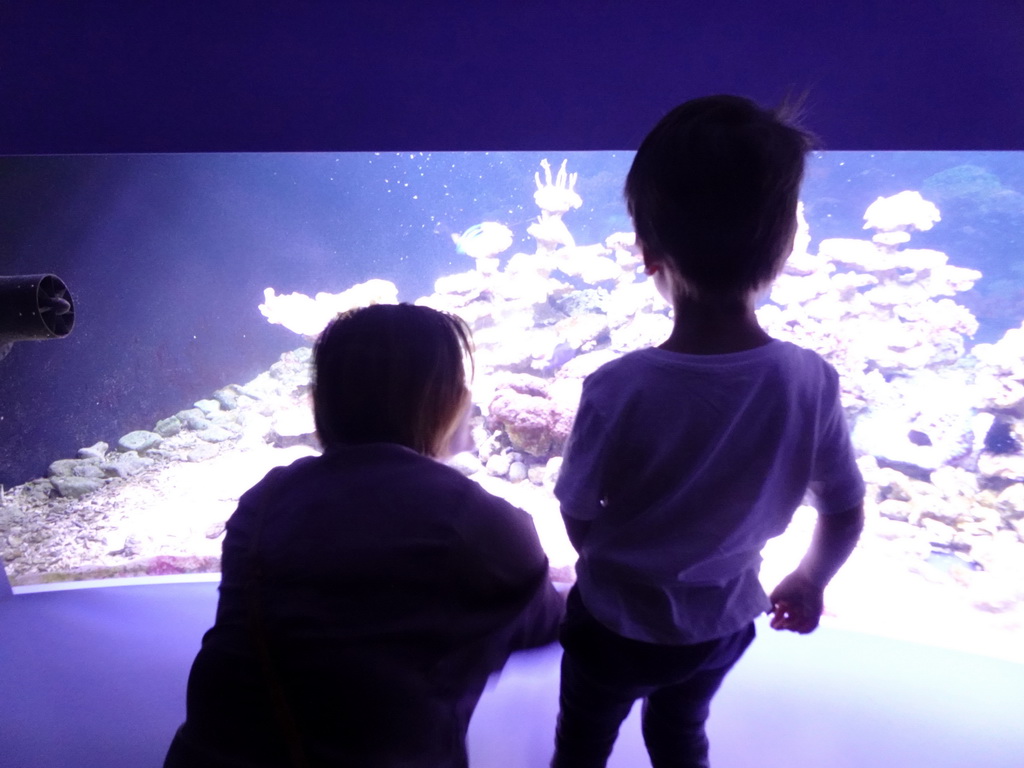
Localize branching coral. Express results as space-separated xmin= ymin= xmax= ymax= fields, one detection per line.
xmin=258 ymin=279 xmax=398 ymax=338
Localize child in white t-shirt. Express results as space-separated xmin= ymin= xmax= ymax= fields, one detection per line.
xmin=551 ymin=95 xmax=865 ymax=768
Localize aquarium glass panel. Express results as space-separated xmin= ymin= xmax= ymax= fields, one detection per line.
xmin=1 ymin=151 xmax=1022 ymax=663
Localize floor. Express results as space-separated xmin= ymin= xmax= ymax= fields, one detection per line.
xmin=1 ymin=577 xmax=1022 ymax=768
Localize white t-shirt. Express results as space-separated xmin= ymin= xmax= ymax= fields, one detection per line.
xmin=554 ymin=341 xmax=865 ymax=644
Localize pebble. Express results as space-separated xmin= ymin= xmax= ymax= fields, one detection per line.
xmin=176 ymin=409 xmax=211 ymax=431
xmin=486 ymin=453 xmax=511 ymax=478
xmin=49 ymin=476 xmax=105 ymax=499
xmin=100 ymin=452 xmax=154 ymax=479
xmin=995 ymin=483 xmax=1024 ymax=517
xmin=447 ymin=452 xmax=484 ymax=477
xmin=508 ymin=461 xmax=528 ymax=483
xmin=154 ymin=416 xmax=183 ymax=437
xmin=193 ymin=399 xmax=221 ymax=416
xmin=77 ymin=442 xmax=109 ymax=460
xmin=48 ymin=458 xmax=103 ymax=479
xmin=213 ymin=388 xmax=239 ymax=410
xmin=117 ymin=430 xmax=162 ymax=453
xmin=199 ymin=426 xmax=236 ymax=444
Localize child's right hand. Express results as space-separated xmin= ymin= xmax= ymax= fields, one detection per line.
xmin=768 ymin=570 xmax=824 ymax=634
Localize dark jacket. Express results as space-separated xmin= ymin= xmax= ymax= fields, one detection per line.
xmin=165 ymin=443 xmax=564 ymax=768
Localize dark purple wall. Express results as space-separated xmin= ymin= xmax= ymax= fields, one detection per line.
xmin=1 ymin=1 xmax=1022 ymax=153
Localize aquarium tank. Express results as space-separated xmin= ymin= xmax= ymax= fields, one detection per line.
xmin=0 ymin=151 xmax=1022 ymax=664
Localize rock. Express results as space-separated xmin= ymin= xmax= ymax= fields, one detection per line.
xmin=508 ymin=461 xmax=528 ymax=483
xmin=267 ymin=408 xmax=317 ymax=449
xmin=176 ymin=408 xmax=211 ymax=431
xmin=527 ymin=466 xmax=546 ymax=485
xmin=117 ymin=430 xmax=162 ymax=453
xmin=491 ymin=372 xmax=549 ymax=399
xmin=212 ymin=387 xmax=239 ymax=410
xmin=544 ymin=456 xmax=563 ymax=485
xmin=851 ymin=386 xmax=975 ymax=473
xmin=552 ymin=349 xmax=619 ymax=381
xmin=918 ymin=517 xmax=957 ymax=547
xmin=100 ymin=452 xmax=154 ymax=479
xmin=205 ymin=522 xmax=227 ymax=540
xmin=269 ymin=432 xmax=319 ymax=450
xmin=446 ymin=452 xmax=483 ymax=477
xmin=154 ymin=415 xmax=183 ymax=437
xmin=977 ymin=453 xmax=1024 ymax=482
xmin=198 ymin=426 xmax=236 ymax=444
xmin=552 ymin=288 xmax=610 ymax=317
xmin=487 ymin=385 xmax=574 ymax=458
xmin=48 ymin=458 xmax=103 ymax=479
xmin=873 ymin=467 xmax=915 ymax=502
xmin=234 ymin=384 xmax=266 ymax=402
xmin=485 ymin=453 xmax=511 ymax=478
xmin=609 ymin=312 xmax=673 ymax=352
xmin=995 ymin=483 xmax=1024 ymax=518
xmin=877 ymin=499 xmax=912 ymax=523
xmin=557 ymin=249 xmax=622 ymax=285
xmin=20 ymin=479 xmax=53 ymax=504
xmin=270 ymin=408 xmax=315 ymax=440
xmin=193 ymin=399 xmax=222 ymax=416
xmin=77 ymin=442 xmax=108 ymax=460
xmin=49 ymin=476 xmax=104 ymax=499
xmin=269 ymin=349 xmax=314 ymax=384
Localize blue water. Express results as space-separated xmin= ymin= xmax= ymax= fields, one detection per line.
xmin=1 ymin=151 xmax=1022 ymax=486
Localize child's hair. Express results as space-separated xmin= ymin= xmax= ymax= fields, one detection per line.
xmin=312 ymin=303 xmax=473 ymax=458
xmin=625 ymin=94 xmax=816 ymax=300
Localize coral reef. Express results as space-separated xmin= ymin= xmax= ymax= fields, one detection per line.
xmin=3 ymin=164 xmax=1023 ymax=661
xmin=258 ymin=279 xmax=399 ymax=338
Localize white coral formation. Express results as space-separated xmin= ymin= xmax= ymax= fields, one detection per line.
xmin=529 ymin=158 xmax=585 ymax=258
xmin=258 ymin=279 xmax=399 ymax=338
xmin=971 ymin=321 xmax=1024 ymax=413
xmin=250 ymin=175 xmax=1024 ymax=633
xmin=863 ymin=190 xmax=942 ymax=233
xmin=765 ymin=235 xmax=982 ymax=380
xmin=533 ymin=158 xmax=582 ymax=215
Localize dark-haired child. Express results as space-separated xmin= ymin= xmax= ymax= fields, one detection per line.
xmin=165 ymin=303 xmax=563 ymax=768
xmin=551 ymin=95 xmax=865 ymax=768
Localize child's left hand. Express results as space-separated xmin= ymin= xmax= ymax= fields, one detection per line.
xmin=768 ymin=570 xmax=824 ymax=634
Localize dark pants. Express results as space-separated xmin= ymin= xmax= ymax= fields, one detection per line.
xmin=551 ymin=587 xmax=755 ymax=768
